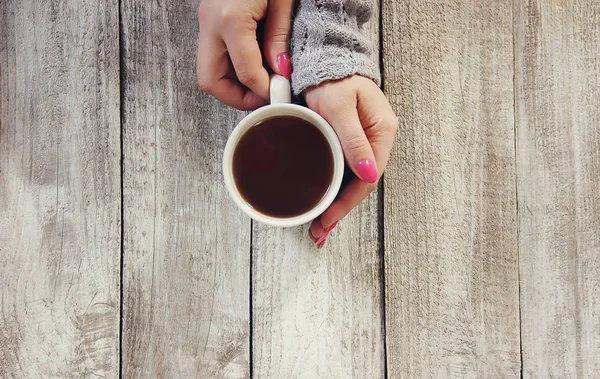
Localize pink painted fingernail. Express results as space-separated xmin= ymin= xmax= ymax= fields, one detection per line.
xmin=316 ymin=234 xmax=328 ymax=248
xmin=315 ymin=231 xmax=328 ymax=247
xmin=277 ymin=53 xmax=292 ymax=80
xmin=314 ymin=221 xmax=338 ymax=248
xmin=355 ymin=159 xmax=378 ymax=183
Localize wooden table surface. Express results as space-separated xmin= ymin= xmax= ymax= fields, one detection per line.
xmin=1 ymin=1 xmax=599 ymax=378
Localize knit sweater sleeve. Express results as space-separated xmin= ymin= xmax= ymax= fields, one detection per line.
xmin=290 ymin=0 xmax=380 ymax=95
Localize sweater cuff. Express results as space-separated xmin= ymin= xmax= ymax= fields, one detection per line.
xmin=290 ymin=0 xmax=380 ymax=95
xmin=291 ymin=46 xmax=380 ymax=94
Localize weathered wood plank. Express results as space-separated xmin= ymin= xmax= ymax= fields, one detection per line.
xmin=515 ymin=1 xmax=600 ymax=377
xmin=382 ymin=0 xmax=520 ymax=377
xmin=0 ymin=0 xmax=121 ymax=377
xmin=251 ymin=4 xmax=384 ymax=378
xmin=120 ymin=1 xmax=251 ymax=377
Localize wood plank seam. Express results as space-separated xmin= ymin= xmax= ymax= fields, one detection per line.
xmin=118 ymin=1 xmax=125 ymax=377
xmin=249 ymin=220 xmax=254 ymax=379
xmin=378 ymin=180 xmax=389 ymax=379
xmin=377 ymin=2 xmax=389 ymax=378
xmin=511 ymin=3 xmax=525 ymax=377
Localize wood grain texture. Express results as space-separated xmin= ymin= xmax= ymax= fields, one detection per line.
xmin=0 ymin=0 xmax=121 ymax=377
xmin=120 ymin=1 xmax=251 ymax=377
xmin=382 ymin=1 xmax=520 ymax=377
xmin=251 ymin=4 xmax=384 ymax=378
xmin=515 ymin=1 xmax=600 ymax=377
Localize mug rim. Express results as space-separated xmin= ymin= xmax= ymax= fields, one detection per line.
xmin=223 ymin=103 xmax=345 ymax=228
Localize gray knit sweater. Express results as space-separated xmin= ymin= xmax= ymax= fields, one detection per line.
xmin=290 ymin=0 xmax=380 ymax=94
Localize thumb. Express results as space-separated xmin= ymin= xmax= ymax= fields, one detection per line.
xmin=264 ymin=0 xmax=294 ymax=79
xmin=326 ymin=107 xmax=379 ymax=184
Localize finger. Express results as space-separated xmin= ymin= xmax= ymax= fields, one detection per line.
xmin=197 ymin=30 xmax=267 ymax=110
xmin=309 ymin=217 xmax=323 ymax=243
xmin=309 ymin=217 xmax=339 ymax=248
xmin=264 ymin=0 xmax=294 ymax=78
xmin=362 ymin=125 xmax=395 ymax=178
xmin=357 ymin=85 xmax=399 ymax=174
xmin=310 ymin=116 xmax=395 ymax=240
xmin=223 ymin=27 xmax=271 ymax=101
xmin=326 ymin=105 xmax=379 ymax=183
xmin=319 ymin=178 xmax=377 ymax=231
xmin=315 ymin=89 xmax=397 ymax=232
xmin=208 ymin=77 xmax=268 ymax=110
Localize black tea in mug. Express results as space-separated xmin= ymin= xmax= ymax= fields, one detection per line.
xmin=232 ymin=115 xmax=334 ymax=218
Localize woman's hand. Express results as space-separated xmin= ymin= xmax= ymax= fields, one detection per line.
xmin=197 ymin=0 xmax=293 ymax=110
xmin=305 ymin=76 xmax=398 ymax=248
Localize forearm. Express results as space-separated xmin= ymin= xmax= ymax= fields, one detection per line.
xmin=290 ymin=0 xmax=380 ymax=94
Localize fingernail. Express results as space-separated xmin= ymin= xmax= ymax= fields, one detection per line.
xmin=314 ymin=221 xmax=338 ymax=248
xmin=309 ymin=218 xmax=324 ymax=241
xmin=355 ymin=159 xmax=378 ymax=183
xmin=316 ymin=233 xmax=329 ymax=248
xmin=277 ymin=53 xmax=292 ymax=80
xmin=311 ymin=220 xmax=336 ymax=240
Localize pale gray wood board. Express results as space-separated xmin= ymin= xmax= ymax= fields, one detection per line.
xmin=515 ymin=1 xmax=600 ymax=377
xmin=1 ymin=0 xmax=121 ymax=377
xmin=382 ymin=0 xmax=521 ymax=377
xmin=251 ymin=1 xmax=385 ymax=377
xmin=121 ymin=1 xmax=251 ymax=377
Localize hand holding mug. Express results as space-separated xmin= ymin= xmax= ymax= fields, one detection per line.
xmin=197 ymin=0 xmax=398 ymax=247
xmin=305 ymin=76 xmax=398 ymax=247
xmin=196 ymin=0 xmax=294 ymax=110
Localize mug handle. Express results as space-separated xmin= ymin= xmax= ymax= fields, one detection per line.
xmin=270 ymin=74 xmax=291 ymax=104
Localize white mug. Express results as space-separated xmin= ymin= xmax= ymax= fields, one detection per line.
xmin=222 ymin=75 xmax=345 ymax=227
